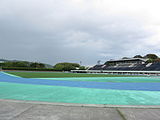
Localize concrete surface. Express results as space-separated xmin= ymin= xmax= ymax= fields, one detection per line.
xmin=0 ymin=99 xmax=160 ymax=120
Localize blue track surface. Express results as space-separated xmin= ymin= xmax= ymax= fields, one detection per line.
xmin=1 ymin=72 xmax=160 ymax=91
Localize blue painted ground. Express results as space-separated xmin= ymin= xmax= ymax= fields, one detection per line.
xmin=1 ymin=72 xmax=160 ymax=91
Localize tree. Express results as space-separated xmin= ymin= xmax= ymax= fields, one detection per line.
xmin=70 ymin=63 xmax=80 ymax=67
xmin=122 ymin=57 xmax=129 ymax=59
xmin=14 ymin=62 xmax=29 ymax=67
xmin=54 ymin=64 xmax=64 ymax=71
xmin=39 ymin=63 xmax=45 ymax=68
xmin=0 ymin=63 xmax=4 ymax=67
xmin=146 ymin=59 xmax=154 ymax=63
xmin=79 ymin=66 xmax=86 ymax=70
xmin=154 ymin=58 xmax=160 ymax=63
xmin=133 ymin=55 xmax=143 ymax=58
xmin=30 ymin=62 xmax=45 ymax=68
xmin=54 ymin=62 xmax=81 ymax=71
xmin=144 ymin=54 xmax=159 ymax=59
xmin=3 ymin=61 xmax=29 ymax=67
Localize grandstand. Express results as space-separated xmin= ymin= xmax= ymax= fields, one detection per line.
xmin=89 ymin=58 xmax=160 ymax=71
xmin=72 ymin=58 xmax=160 ymax=75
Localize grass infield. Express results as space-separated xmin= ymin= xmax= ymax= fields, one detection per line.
xmin=6 ymin=71 xmax=141 ymax=78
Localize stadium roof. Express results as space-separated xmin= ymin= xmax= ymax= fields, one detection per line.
xmin=108 ymin=58 xmax=148 ymax=62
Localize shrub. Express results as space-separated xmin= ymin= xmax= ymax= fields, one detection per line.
xmin=2 ymin=67 xmax=55 ymax=71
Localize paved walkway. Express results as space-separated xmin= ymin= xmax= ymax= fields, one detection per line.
xmin=1 ymin=99 xmax=160 ymax=120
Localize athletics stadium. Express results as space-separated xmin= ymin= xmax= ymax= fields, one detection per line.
xmin=1 ymin=57 xmax=160 ymax=105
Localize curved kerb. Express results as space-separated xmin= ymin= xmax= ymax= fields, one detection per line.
xmin=1 ymin=99 xmax=160 ymax=109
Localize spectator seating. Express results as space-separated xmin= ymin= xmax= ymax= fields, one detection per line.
xmin=90 ymin=63 xmax=160 ymax=71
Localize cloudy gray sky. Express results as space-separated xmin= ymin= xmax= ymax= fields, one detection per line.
xmin=0 ymin=0 xmax=160 ymax=65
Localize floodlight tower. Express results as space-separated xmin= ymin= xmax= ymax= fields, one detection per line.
xmin=80 ymin=61 xmax=82 ymax=65
xmin=0 ymin=65 xmax=2 ymax=71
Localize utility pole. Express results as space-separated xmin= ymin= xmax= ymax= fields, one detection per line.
xmin=80 ymin=61 xmax=82 ymax=66
xmin=0 ymin=65 xmax=2 ymax=71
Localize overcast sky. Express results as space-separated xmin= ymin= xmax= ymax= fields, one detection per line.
xmin=0 ymin=0 xmax=160 ymax=65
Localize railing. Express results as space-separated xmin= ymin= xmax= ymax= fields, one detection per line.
xmin=71 ymin=70 xmax=160 ymax=76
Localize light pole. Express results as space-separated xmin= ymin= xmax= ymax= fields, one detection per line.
xmin=80 ymin=61 xmax=82 ymax=66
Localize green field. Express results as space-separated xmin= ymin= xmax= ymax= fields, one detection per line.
xmin=6 ymin=71 xmax=141 ymax=78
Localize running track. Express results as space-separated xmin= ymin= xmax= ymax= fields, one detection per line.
xmin=0 ymin=72 xmax=160 ymax=91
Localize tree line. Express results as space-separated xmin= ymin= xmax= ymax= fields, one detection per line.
xmin=1 ymin=53 xmax=159 ymax=71
xmin=0 ymin=61 xmax=86 ymax=71
xmin=0 ymin=61 xmax=45 ymax=68
xmin=124 ymin=54 xmax=160 ymax=63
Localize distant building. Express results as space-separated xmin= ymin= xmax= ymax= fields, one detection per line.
xmin=0 ymin=59 xmax=7 ymax=63
xmin=88 ymin=57 xmax=160 ymax=71
xmin=72 ymin=58 xmax=160 ymax=75
xmin=106 ymin=58 xmax=148 ymax=67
